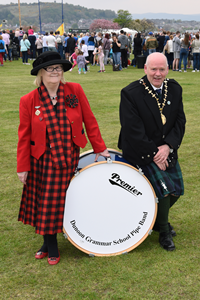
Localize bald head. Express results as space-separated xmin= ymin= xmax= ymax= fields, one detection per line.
xmin=144 ymin=53 xmax=169 ymax=88
xmin=145 ymin=52 xmax=168 ymax=68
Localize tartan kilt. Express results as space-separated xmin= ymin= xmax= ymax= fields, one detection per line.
xmin=18 ymin=138 xmax=80 ymax=235
xmin=140 ymin=160 xmax=184 ymax=200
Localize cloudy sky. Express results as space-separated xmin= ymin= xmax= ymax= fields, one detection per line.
xmin=2 ymin=0 xmax=200 ymax=15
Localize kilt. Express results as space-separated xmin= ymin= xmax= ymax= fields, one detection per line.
xmin=18 ymin=136 xmax=79 ymax=235
xmin=140 ymin=161 xmax=184 ymax=200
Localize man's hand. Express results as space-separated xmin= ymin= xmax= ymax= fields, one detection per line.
xmin=153 ymin=144 xmax=170 ymax=164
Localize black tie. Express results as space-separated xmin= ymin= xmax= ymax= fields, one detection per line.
xmin=156 ymin=89 xmax=162 ymax=100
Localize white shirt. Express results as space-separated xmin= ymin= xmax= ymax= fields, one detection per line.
xmin=81 ymin=44 xmax=88 ymax=57
xmin=46 ymin=35 xmax=56 ymax=47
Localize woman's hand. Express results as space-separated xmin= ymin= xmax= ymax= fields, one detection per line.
xmin=17 ymin=171 xmax=28 ymax=185
xmin=94 ymin=149 xmax=110 ymax=162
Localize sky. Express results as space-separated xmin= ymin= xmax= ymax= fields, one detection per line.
xmin=1 ymin=0 xmax=200 ymax=15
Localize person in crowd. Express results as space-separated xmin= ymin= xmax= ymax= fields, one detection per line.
xmin=73 ymin=33 xmax=78 ymax=46
xmin=17 ymin=51 xmax=109 ymax=265
xmin=35 ymin=35 xmax=43 ymax=57
xmin=145 ymin=32 xmax=158 ymax=55
xmin=80 ymin=32 xmax=89 ymax=46
xmin=28 ymin=31 xmax=36 ymax=60
xmin=15 ymin=28 xmax=20 ymax=38
xmin=133 ymin=32 xmax=142 ymax=66
xmin=118 ymin=52 xmax=186 ymax=251
xmin=88 ymin=32 xmax=96 ymax=64
xmin=0 ymin=36 xmax=7 ymax=66
xmin=42 ymin=32 xmax=48 ymax=52
xmin=178 ymin=33 xmax=190 ymax=72
xmin=67 ymin=33 xmax=76 ymax=57
xmin=93 ymin=32 xmax=102 ymax=65
xmin=172 ymin=31 xmax=181 ymax=71
xmin=2 ymin=30 xmax=10 ymax=61
xmin=77 ymin=32 xmax=83 ymax=49
xmin=191 ymin=33 xmax=200 ymax=72
xmin=118 ymin=30 xmax=128 ymax=68
xmin=18 ymin=27 xmax=24 ymax=44
xmin=111 ymin=34 xmax=121 ymax=71
xmin=95 ymin=40 xmax=105 ymax=73
xmin=55 ymin=31 xmax=63 ymax=58
xmin=102 ymin=33 xmax=110 ymax=65
xmin=28 ymin=26 xmax=34 ymax=36
xmin=80 ymin=40 xmax=89 ymax=71
xmin=69 ymin=47 xmax=79 ymax=71
xmin=77 ymin=49 xmax=89 ymax=74
xmin=164 ymin=31 xmax=170 ymax=46
xmin=163 ymin=35 xmax=174 ymax=70
xmin=46 ymin=31 xmax=57 ymax=52
xmin=157 ymin=32 xmax=165 ymax=53
xmin=20 ymin=34 xmax=31 ymax=65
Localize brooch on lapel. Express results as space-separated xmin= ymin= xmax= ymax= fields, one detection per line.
xmin=65 ymin=94 xmax=79 ymax=108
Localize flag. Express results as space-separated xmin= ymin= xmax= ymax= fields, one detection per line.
xmin=0 ymin=24 xmax=2 ymax=27
xmin=56 ymin=23 xmax=64 ymax=36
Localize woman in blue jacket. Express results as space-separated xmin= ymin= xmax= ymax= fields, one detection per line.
xmin=0 ymin=36 xmax=7 ymax=66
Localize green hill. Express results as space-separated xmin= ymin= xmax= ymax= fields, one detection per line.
xmin=0 ymin=2 xmax=116 ymax=27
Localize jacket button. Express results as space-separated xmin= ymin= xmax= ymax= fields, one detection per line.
xmin=71 ymin=121 xmax=74 ymax=124
xmin=142 ymin=156 xmax=144 ymax=159
xmin=147 ymin=155 xmax=150 ymax=157
xmin=153 ymin=152 xmax=156 ymax=155
xmin=163 ymin=135 xmax=165 ymax=138
xmin=74 ymin=136 xmax=76 ymax=138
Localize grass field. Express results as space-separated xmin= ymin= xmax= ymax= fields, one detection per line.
xmin=0 ymin=58 xmax=200 ymax=300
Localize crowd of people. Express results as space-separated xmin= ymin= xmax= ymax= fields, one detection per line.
xmin=0 ymin=26 xmax=200 ymax=72
xmin=133 ymin=30 xmax=200 ymax=72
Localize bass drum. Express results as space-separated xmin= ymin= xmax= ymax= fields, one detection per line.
xmin=63 ymin=160 xmax=157 ymax=256
xmin=77 ymin=148 xmax=122 ymax=170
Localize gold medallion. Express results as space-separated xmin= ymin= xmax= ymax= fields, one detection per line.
xmin=35 ymin=110 xmax=40 ymax=116
xmin=161 ymin=113 xmax=166 ymax=125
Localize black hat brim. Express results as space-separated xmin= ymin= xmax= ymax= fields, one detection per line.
xmin=31 ymin=59 xmax=72 ymax=76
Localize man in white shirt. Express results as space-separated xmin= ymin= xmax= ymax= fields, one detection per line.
xmin=46 ymin=31 xmax=57 ymax=52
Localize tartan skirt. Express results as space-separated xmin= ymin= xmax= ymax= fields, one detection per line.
xmin=139 ymin=161 xmax=184 ymax=200
xmin=18 ymin=139 xmax=79 ymax=235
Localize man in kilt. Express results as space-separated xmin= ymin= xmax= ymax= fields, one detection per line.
xmin=118 ymin=52 xmax=186 ymax=251
xmin=17 ymin=51 xmax=109 ymax=264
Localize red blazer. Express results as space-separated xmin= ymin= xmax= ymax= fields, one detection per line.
xmin=17 ymin=82 xmax=106 ymax=172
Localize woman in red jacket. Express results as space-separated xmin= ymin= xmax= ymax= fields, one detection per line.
xmin=17 ymin=51 xmax=109 ymax=265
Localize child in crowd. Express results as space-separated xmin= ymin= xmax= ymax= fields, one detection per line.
xmin=94 ymin=40 xmax=105 ymax=72
xmin=77 ymin=50 xmax=89 ymax=74
xmin=69 ymin=47 xmax=79 ymax=71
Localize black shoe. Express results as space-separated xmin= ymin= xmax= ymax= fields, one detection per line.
xmin=159 ymin=232 xmax=175 ymax=251
xmin=153 ymin=222 xmax=176 ymax=237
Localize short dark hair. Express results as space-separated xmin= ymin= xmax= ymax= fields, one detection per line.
xmin=81 ymin=40 xmax=85 ymax=44
xmin=120 ymin=30 xmax=124 ymax=34
xmin=50 ymin=31 xmax=53 ymax=35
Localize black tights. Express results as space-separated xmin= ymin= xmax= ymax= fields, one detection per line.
xmin=40 ymin=234 xmax=59 ymax=257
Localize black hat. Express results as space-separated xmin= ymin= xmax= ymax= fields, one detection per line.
xmin=31 ymin=51 xmax=72 ymax=76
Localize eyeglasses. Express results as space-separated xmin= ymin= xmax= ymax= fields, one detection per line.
xmin=43 ymin=66 xmax=63 ymax=72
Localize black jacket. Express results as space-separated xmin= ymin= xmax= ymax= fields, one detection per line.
xmin=118 ymin=75 xmax=186 ymax=166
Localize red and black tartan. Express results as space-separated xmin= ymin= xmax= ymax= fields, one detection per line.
xmin=18 ymin=83 xmax=79 ymax=235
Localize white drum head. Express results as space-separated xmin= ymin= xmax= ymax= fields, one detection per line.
xmin=63 ymin=161 xmax=157 ymax=256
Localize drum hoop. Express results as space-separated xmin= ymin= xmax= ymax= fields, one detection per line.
xmin=63 ymin=160 xmax=157 ymax=256
xmin=79 ymin=148 xmax=122 ymax=159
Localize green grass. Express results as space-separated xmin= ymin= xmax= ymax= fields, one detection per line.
xmin=0 ymin=58 xmax=200 ymax=300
